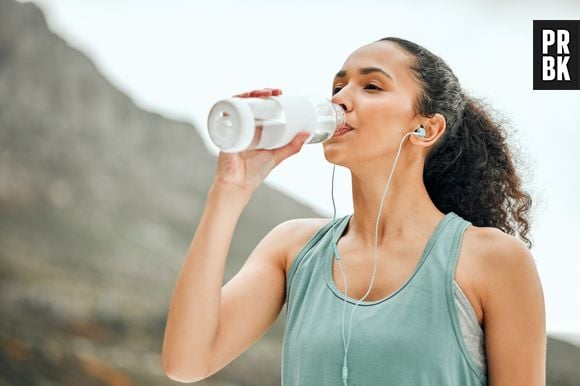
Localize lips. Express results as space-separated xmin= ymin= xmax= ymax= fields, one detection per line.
xmin=333 ymin=123 xmax=354 ymax=137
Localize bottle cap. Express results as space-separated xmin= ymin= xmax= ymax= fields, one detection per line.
xmin=207 ymin=98 xmax=255 ymax=152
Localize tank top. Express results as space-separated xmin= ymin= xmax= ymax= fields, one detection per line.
xmin=282 ymin=211 xmax=488 ymax=385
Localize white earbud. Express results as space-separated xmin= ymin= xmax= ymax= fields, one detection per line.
xmin=414 ymin=126 xmax=426 ymax=138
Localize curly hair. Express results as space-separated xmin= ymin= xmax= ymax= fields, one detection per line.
xmin=378 ymin=37 xmax=533 ymax=248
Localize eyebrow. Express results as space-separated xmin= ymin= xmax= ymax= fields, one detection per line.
xmin=334 ymin=66 xmax=394 ymax=81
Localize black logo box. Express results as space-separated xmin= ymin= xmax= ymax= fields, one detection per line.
xmin=533 ymin=20 xmax=580 ymax=90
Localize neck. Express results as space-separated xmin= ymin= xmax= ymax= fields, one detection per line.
xmin=346 ymin=154 xmax=444 ymax=248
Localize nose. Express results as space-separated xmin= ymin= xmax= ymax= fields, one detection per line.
xmin=331 ymin=91 xmax=351 ymax=112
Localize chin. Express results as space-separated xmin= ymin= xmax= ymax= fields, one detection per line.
xmin=322 ymin=142 xmax=350 ymax=167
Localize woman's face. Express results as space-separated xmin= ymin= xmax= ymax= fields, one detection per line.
xmin=323 ymin=41 xmax=422 ymax=167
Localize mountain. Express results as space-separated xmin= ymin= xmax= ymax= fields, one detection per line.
xmin=0 ymin=0 xmax=319 ymax=384
xmin=0 ymin=0 xmax=578 ymax=385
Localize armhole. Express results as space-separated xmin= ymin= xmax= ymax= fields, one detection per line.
xmin=446 ymin=220 xmax=488 ymax=385
xmin=453 ymin=281 xmax=484 ymax=335
xmin=453 ymin=281 xmax=487 ymax=375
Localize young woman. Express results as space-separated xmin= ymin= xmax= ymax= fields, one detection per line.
xmin=162 ymin=37 xmax=546 ymax=385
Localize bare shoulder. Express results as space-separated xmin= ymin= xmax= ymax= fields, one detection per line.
xmin=462 ymin=226 xmax=546 ymax=382
xmin=271 ymin=217 xmax=333 ymax=274
xmin=463 ymin=225 xmax=535 ymax=272
xmin=461 ymin=224 xmax=540 ymax=310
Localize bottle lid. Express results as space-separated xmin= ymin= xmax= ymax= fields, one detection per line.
xmin=207 ymin=98 xmax=255 ymax=152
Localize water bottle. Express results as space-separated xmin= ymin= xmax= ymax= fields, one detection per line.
xmin=207 ymin=95 xmax=346 ymax=152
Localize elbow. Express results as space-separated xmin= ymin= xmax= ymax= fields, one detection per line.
xmin=161 ymin=354 xmax=208 ymax=383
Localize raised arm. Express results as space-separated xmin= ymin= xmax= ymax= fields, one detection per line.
xmin=161 ymin=88 xmax=311 ymax=383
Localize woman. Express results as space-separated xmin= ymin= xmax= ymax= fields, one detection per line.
xmin=161 ymin=37 xmax=546 ymax=385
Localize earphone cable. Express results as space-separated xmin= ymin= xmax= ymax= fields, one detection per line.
xmin=331 ymin=130 xmax=420 ymax=385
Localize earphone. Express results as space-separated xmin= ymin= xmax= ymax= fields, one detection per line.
xmin=415 ymin=125 xmax=426 ymax=138
xmin=330 ymin=125 xmax=426 ymax=385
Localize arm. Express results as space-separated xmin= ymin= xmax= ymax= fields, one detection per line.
xmin=204 ymin=218 xmax=306 ymax=378
xmin=481 ymin=230 xmax=546 ymax=386
xmin=161 ymin=87 xmax=310 ymax=383
xmin=161 ymin=185 xmax=311 ymax=382
xmin=161 ymin=182 xmax=252 ymax=382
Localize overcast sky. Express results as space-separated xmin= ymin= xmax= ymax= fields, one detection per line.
xmin=21 ymin=0 xmax=580 ymax=340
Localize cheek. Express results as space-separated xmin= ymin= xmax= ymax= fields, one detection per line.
xmin=362 ymin=96 xmax=414 ymax=134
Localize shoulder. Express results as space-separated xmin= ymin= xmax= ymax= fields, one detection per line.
xmin=463 ymin=225 xmax=535 ymax=275
xmin=462 ymin=226 xmax=546 ymax=381
xmin=270 ymin=217 xmax=333 ymax=274
xmin=462 ymin=224 xmax=541 ymax=309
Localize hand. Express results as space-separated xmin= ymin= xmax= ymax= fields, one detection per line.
xmin=233 ymin=88 xmax=283 ymax=98
xmin=213 ymin=88 xmax=310 ymax=194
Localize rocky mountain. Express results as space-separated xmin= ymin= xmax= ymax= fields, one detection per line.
xmin=0 ymin=0 xmax=318 ymax=384
xmin=0 ymin=0 xmax=578 ymax=385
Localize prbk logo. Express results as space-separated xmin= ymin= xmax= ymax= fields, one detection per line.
xmin=533 ymin=20 xmax=580 ymax=90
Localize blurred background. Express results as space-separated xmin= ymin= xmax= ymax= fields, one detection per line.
xmin=1 ymin=0 xmax=579 ymax=384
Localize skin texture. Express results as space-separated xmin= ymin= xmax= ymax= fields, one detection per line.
xmin=161 ymin=42 xmax=546 ymax=385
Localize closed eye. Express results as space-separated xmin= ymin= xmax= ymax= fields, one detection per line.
xmin=332 ymin=83 xmax=383 ymax=95
xmin=364 ymin=84 xmax=382 ymax=91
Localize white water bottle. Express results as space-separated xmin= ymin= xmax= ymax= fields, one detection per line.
xmin=207 ymin=95 xmax=346 ymax=152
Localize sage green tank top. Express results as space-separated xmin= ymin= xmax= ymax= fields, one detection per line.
xmin=282 ymin=212 xmax=488 ymax=385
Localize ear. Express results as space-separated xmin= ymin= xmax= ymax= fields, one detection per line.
xmin=410 ymin=113 xmax=446 ymax=148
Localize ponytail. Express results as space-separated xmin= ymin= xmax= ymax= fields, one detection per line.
xmin=378 ymin=37 xmax=533 ymax=248
xmin=424 ymin=96 xmax=533 ymax=247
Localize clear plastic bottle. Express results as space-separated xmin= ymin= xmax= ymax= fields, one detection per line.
xmin=207 ymin=95 xmax=346 ymax=152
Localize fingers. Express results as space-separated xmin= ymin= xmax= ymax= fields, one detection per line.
xmin=269 ymin=88 xmax=283 ymax=96
xmin=271 ymin=131 xmax=310 ymax=166
xmin=233 ymin=88 xmax=283 ymax=98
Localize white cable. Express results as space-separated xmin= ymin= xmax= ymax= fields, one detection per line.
xmin=331 ymin=131 xmax=420 ymax=385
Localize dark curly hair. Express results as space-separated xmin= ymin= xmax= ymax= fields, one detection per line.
xmin=378 ymin=37 xmax=533 ymax=248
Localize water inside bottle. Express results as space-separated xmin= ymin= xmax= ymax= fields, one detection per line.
xmin=208 ymin=95 xmax=345 ymax=151
xmin=308 ymin=129 xmax=334 ymax=143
